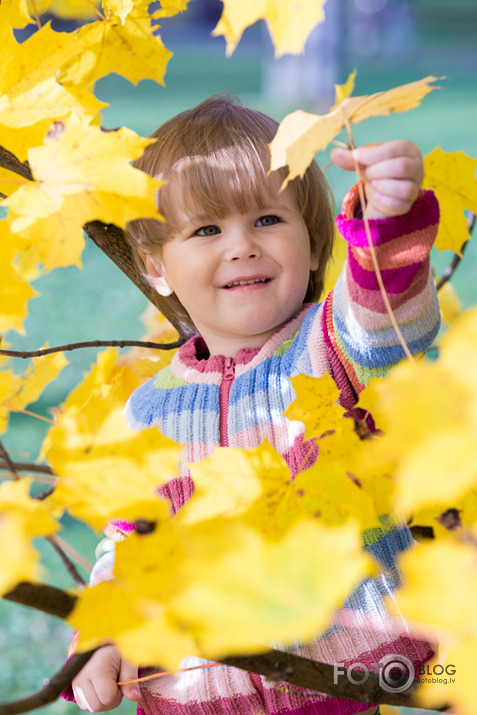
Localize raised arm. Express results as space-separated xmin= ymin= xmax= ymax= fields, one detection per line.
xmin=321 ymin=141 xmax=440 ymax=407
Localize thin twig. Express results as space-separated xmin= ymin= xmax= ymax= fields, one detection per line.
xmin=49 ymin=534 xmax=93 ymax=575
xmin=0 ymin=338 xmax=183 ymax=359
xmin=46 ymin=536 xmax=87 ymax=587
xmin=435 ymin=212 xmax=475 ymax=291
xmin=0 ymin=440 xmax=20 ymax=479
xmin=342 ymin=114 xmax=414 ymax=362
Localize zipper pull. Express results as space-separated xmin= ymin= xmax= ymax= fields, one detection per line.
xmin=223 ymin=356 xmax=235 ymax=380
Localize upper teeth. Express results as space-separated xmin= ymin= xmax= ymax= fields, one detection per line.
xmin=226 ymin=278 xmax=268 ymax=287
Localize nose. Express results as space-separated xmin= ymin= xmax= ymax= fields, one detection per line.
xmin=225 ymin=227 xmax=261 ymax=261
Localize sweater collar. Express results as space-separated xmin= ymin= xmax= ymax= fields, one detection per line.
xmin=171 ymin=303 xmax=315 ymax=383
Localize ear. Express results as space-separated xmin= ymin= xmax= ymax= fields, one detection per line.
xmin=310 ymin=245 xmax=319 ymax=272
xmin=142 ymin=253 xmax=174 ymax=297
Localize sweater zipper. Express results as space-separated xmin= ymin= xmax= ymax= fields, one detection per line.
xmin=219 ymin=357 xmax=235 ymax=447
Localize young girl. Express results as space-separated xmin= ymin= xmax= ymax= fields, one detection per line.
xmin=68 ymin=95 xmax=440 ymax=715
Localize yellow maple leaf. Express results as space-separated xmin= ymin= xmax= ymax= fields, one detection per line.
xmin=151 ymin=0 xmax=189 ymax=19
xmin=184 ymin=439 xmax=379 ymax=535
xmin=8 ymin=349 xmax=69 ymax=410
xmin=104 ymin=0 xmax=134 ymax=23
xmin=0 ymin=120 xmax=54 ymax=163
xmin=212 ymin=0 xmax=327 ymax=58
xmin=0 ymin=478 xmax=59 ymax=539
xmin=0 ymin=370 xmax=23 ymax=434
xmin=0 ymin=350 xmax=66 ymax=433
xmin=355 ymin=310 xmax=477 ymax=518
xmin=437 ymin=281 xmax=461 ymax=325
xmin=334 ymin=69 xmax=357 ymax=105
xmin=5 ymin=116 xmax=162 ymax=267
xmin=43 ymin=349 xmax=181 ymax=530
xmin=394 ymin=539 xmax=477 ymax=635
xmin=439 ymin=307 xmax=477 ymax=395
xmin=0 ymin=23 xmax=104 ymax=138
xmin=270 ymin=76 xmax=440 ymax=188
xmin=0 ymin=515 xmax=41 ymax=596
xmin=57 ymin=8 xmax=173 ymax=87
xmin=417 ymin=637 xmax=476 ymax=715
xmin=284 ymin=372 xmax=344 ymax=441
xmin=321 ymin=227 xmax=348 ymax=300
xmin=423 ymin=147 xmax=477 ymax=254
xmin=34 ymin=0 xmax=101 ymax=20
xmin=0 ymin=219 xmax=38 ymax=334
xmin=0 ymin=0 xmax=32 ymax=28
xmin=0 ymin=479 xmax=59 ymax=595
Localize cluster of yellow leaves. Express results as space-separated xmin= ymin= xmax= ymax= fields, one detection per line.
xmin=70 ymin=511 xmax=370 ymax=667
xmin=43 ymin=348 xmax=181 ymax=530
xmin=39 ymin=355 xmax=371 ymax=665
xmin=5 ymin=117 xmax=163 ymax=271
xmin=0 ymin=0 xmax=186 ymax=332
xmin=356 ymin=308 xmax=477 ymax=521
xmin=0 ymin=479 xmax=59 ymax=596
xmin=0 ymin=350 xmax=68 ymax=434
xmin=341 ymin=308 xmax=477 ymax=714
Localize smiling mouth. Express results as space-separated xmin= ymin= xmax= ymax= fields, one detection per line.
xmin=223 ymin=278 xmax=271 ymax=289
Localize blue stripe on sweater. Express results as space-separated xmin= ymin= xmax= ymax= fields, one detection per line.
xmin=334 ymin=314 xmax=440 ymax=368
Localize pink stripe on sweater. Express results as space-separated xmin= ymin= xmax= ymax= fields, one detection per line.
xmin=348 ymin=250 xmax=423 ymax=294
xmin=337 ymin=187 xmax=439 ymax=247
xmin=350 ymin=226 xmax=436 ymax=272
xmin=345 ymin=260 xmax=430 ymax=314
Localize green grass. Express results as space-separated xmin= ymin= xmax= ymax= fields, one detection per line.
xmin=1 ymin=13 xmax=476 ymax=714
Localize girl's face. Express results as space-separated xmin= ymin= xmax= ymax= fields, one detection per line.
xmin=145 ymin=186 xmax=318 ymax=357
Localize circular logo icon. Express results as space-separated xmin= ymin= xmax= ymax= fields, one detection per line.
xmin=376 ymin=654 xmax=415 ymax=694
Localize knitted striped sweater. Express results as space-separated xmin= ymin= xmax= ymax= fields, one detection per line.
xmin=74 ymin=186 xmax=440 ymax=714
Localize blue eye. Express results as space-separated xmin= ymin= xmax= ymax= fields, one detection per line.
xmin=195 ymin=225 xmax=220 ymax=236
xmin=256 ymin=215 xmax=281 ymax=227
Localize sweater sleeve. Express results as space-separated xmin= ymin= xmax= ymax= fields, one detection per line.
xmin=321 ymin=183 xmax=440 ymax=409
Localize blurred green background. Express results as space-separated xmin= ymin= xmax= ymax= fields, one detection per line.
xmin=1 ymin=0 xmax=477 ymax=712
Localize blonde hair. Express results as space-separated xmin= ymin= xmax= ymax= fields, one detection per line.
xmin=126 ymin=95 xmax=335 ymax=331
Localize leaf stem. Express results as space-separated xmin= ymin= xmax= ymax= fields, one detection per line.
xmin=15 ymin=408 xmax=54 ymax=425
xmin=86 ymin=0 xmax=108 ymax=21
xmin=30 ymin=0 xmax=42 ymax=30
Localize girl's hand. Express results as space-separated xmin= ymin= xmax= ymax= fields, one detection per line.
xmin=72 ymin=645 xmax=140 ymax=712
xmin=330 ymin=140 xmax=424 ymax=219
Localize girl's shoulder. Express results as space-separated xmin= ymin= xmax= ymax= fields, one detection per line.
xmin=124 ymin=363 xmax=189 ymax=430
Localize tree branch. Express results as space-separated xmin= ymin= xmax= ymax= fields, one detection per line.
xmin=435 ymin=211 xmax=475 ymax=291
xmin=2 ymin=581 xmax=452 ymax=711
xmin=3 ymin=582 xmax=77 ymax=619
xmin=0 ymin=650 xmax=96 ymax=715
xmin=0 ymin=460 xmax=54 ymax=476
xmin=0 ymin=338 xmax=183 ymax=359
